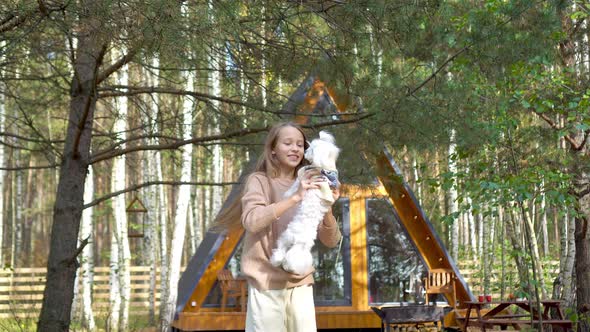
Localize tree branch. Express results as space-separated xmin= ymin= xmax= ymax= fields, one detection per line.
xmin=95 ymin=47 xmax=139 ymax=85
xmin=62 ymin=236 xmax=90 ymax=268
xmin=0 ymin=10 xmax=35 ymax=34
xmin=0 ymin=1 xmax=67 ymax=34
xmin=0 ymin=139 xmax=50 ymax=152
xmin=98 ymin=85 xmax=271 ymax=113
xmin=0 ymin=131 xmax=64 ymax=144
xmin=533 ymin=111 xmax=581 ymax=150
xmin=99 ymin=85 xmax=367 ymax=118
xmin=407 ymin=45 xmax=470 ymax=96
xmin=89 ymin=114 xmax=373 ymax=164
xmin=84 ymin=181 xmax=240 ymax=209
xmin=0 ymin=164 xmax=59 ymax=171
xmin=90 ymin=125 xmax=270 ymax=164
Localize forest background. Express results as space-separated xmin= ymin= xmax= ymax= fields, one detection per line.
xmin=0 ymin=0 xmax=589 ymax=331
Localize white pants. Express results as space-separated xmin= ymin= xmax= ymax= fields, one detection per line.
xmin=245 ymin=284 xmax=317 ymax=332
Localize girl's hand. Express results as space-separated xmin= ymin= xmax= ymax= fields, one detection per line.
xmin=292 ymin=169 xmax=322 ymax=202
xmin=331 ymin=186 xmax=340 ymax=202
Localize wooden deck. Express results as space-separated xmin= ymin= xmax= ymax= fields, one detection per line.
xmin=172 ymin=309 xmax=382 ymax=331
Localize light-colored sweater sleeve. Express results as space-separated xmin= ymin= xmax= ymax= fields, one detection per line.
xmin=241 ymin=173 xmax=278 ymax=233
xmin=317 ymin=211 xmax=341 ymax=248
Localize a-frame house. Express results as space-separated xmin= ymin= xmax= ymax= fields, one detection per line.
xmin=171 ymin=76 xmax=475 ymax=331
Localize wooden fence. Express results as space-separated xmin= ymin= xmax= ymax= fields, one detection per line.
xmin=0 ymin=261 xmax=561 ymax=319
xmin=457 ymin=260 xmax=561 ymax=298
xmin=0 ymin=266 xmax=161 ymax=319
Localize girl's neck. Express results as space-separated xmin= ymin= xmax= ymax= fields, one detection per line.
xmin=277 ymin=167 xmax=295 ymax=180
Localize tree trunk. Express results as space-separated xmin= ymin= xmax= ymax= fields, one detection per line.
xmin=37 ymin=3 xmax=105 ymax=329
xmin=23 ymin=158 xmax=35 ymax=266
xmin=146 ymin=55 xmax=170 ymax=329
xmin=209 ymin=1 xmax=224 ymax=220
xmin=482 ymin=212 xmax=490 ymax=296
xmin=144 ymin=56 xmax=160 ymax=326
xmin=448 ymin=130 xmax=459 ymax=260
xmin=557 ymin=211 xmax=575 ymax=308
xmin=187 ymin=202 xmax=197 ymax=256
xmin=505 ymin=209 xmax=531 ymax=295
xmin=14 ymin=169 xmax=23 ymax=265
xmin=0 ymin=44 xmax=5 ymax=267
xmin=541 ymin=181 xmax=549 ymax=257
xmin=160 ymin=64 xmax=194 ymax=332
xmin=111 ymin=50 xmax=131 ymax=330
xmin=522 ymin=208 xmax=547 ymax=298
xmin=109 ymin=227 xmax=121 ymax=331
xmin=573 ymin=165 xmax=590 ymax=330
xmin=467 ymin=194 xmax=477 ymax=261
xmin=412 ymin=151 xmax=421 ymax=204
xmin=157 ymin=129 xmax=169 ymax=328
xmin=79 ymin=164 xmax=95 ymax=330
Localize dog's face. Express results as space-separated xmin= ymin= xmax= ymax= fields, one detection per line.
xmin=304 ymin=131 xmax=340 ymax=171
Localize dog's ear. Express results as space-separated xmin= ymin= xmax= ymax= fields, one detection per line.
xmin=329 ymin=146 xmax=340 ymax=163
xmin=318 ymin=131 xmax=335 ymax=144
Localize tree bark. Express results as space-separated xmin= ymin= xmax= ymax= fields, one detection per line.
xmin=448 ymin=130 xmax=459 ymax=260
xmin=573 ymin=159 xmax=590 ymax=330
xmin=160 ymin=16 xmax=195 ymax=331
xmin=209 ymin=0 xmax=224 ymax=222
xmin=144 ymin=56 xmax=160 ymax=326
xmin=111 ymin=47 xmax=131 ymax=331
xmin=79 ymin=164 xmax=95 ymax=330
xmin=109 ymin=225 xmax=121 ymax=331
xmin=0 ymin=43 xmax=5 ymax=267
xmin=37 ymin=2 xmax=106 ymax=329
xmin=541 ymin=181 xmax=549 ymax=257
xmin=160 ymin=67 xmax=194 ymax=331
xmin=557 ymin=211 xmax=576 ymax=308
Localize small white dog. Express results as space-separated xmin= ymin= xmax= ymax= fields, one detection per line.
xmin=270 ymin=131 xmax=340 ymax=275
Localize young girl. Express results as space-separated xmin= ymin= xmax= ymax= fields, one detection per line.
xmin=216 ymin=122 xmax=341 ymax=332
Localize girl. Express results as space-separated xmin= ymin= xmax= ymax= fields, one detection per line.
xmin=214 ymin=122 xmax=341 ymax=332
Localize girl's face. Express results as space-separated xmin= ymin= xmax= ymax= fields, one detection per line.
xmin=273 ymin=126 xmax=305 ymax=174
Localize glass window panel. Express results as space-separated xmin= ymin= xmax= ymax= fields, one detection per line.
xmin=312 ymin=198 xmax=352 ymax=306
xmin=202 ymin=239 xmax=243 ymax=308
xmin=366 ymin=198 xmax=427 ymax=305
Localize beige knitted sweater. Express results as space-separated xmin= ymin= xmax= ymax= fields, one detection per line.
xmin=240 ymin=172 xmax=342 ymax=291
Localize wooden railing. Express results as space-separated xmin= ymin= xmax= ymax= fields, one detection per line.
xmin=0 ymin=261 xmax=561 ymax=319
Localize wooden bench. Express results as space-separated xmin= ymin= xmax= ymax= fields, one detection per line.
xmin=481 ymin=318 xmax=573 ymax=331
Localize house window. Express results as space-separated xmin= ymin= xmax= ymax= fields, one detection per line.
xmin=313 ymin=198 xmax=352 ymax=306
xmin=366 ymin=198 xmax=426 ymax=305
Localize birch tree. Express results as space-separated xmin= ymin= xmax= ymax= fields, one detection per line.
xmin=78 ymin=165 xmax=95 ymax=330
xmin=160 ymin=79 xmax=194 ymax=332
xmin=448 ymin=130 xmax=459 ymax=260
xmin=143 ymin=58 xmax=161 ymax=325
xmin=209 ymin=1 xmax=224 ymax=219
xmin=110 ymin=48 xmax=131 ymax=331
xmin=160 ymin=19 xmax=195 ymax=327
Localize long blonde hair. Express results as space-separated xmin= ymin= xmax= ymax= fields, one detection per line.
xmin=209 ymin=122 xmax=309 ymax=232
